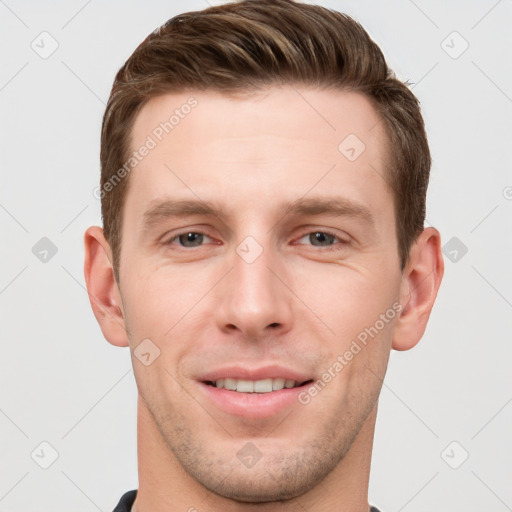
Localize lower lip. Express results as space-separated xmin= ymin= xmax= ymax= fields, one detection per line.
xmin=198 ymin=382 xmax=308 ymax=419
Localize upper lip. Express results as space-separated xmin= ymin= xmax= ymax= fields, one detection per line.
xmin=198 ymin=364 xmax=312 ymax=384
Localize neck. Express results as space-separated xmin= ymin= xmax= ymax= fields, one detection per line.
xmin=132 ymin=395 xmax=377 ymax=512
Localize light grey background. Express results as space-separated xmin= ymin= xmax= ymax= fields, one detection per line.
xmin=1 ymin=0 xmax=511 ymax=511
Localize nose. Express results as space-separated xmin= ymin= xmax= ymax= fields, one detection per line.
xmin=214 ymin=240 xmax=294 ymax=340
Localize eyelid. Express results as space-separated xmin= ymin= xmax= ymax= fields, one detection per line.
xmin=162 ymin=228 xmax=216 ymax=246
xmin=160 ymin=226 xmax=351 ymax=249
xmin=293 ymin=228 xmax=351 ymax=246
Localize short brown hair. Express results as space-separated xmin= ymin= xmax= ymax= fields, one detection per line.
xmin=100 ymin=0 xmax=431 ymax=279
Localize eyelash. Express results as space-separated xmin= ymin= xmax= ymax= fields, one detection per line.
xmin=164 ymin=230 xmax=217 ymax=248
xmin=294 ymin=229 xmax=350 ymax=249
xmin=163 ymin=228 xmax=350 ymax=250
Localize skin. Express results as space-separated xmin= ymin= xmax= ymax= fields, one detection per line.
xmin=84 ymin=86 xmax=444 ymax=512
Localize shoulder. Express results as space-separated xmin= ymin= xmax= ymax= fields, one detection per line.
xmin=112 ymin=489 xmax=137 ymax=512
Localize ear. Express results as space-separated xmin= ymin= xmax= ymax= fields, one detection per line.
xmin=392 ymin=227 xmax=444 ymax=351
xmin=84 ymin=226 xmax=129 ymax=347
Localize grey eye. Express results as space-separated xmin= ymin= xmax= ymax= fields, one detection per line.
xmin=300 ymin=232 xmax=337 ymax=246
xmin=178 ymin=232 xmax=205 ymax=247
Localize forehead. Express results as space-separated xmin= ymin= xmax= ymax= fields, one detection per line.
xmin=126 ymin=86 xmax=392 ymax=219
xmin=131 ymin=86 xmax=386 ymax=156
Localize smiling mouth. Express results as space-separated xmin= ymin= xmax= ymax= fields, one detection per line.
xmin=204 ymin=378 xmax=313 ymax=393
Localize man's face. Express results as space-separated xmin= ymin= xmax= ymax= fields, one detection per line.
xmin=117 ymin=87 xmax=403 ymax=501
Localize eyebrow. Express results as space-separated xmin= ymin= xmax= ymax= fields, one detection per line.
xmin=142 ymin=199 xmax=226 ymax=229
xmin=280 ymin=197 xmax=375 ymax=225
xmin=142 ymin=196 xmax=375 ymax=230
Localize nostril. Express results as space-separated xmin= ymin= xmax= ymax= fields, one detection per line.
xmin=268 ymin=322 xmax=279 ymax=328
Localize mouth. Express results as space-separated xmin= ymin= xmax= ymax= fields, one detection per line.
xmin=204 ymin=377 xmax=312 ymax=393
xmin=198 ymin=369 xmax=314 ymax=418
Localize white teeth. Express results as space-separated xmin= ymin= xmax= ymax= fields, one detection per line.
xmin=214 ymin=378 xmax=299 ymax=393
xmin=224 ymin=378 xmax=237 ymax=391
xmin=236 ymin=379 xmax=254 ymax=393
xmin=254 ymin=378 xmax=273 ymax=393
xmin=272 ymin=378 xmax=285 ymax=391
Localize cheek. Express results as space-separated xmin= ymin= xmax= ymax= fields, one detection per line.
xmin=123 ymin=263 xmax=200 ymax=335
xmin=292 ymin=262 xmax=401 ymax=346
xmin=122 ymin=267 xmax=200 ymax=402
xmin=290 ymin=261 xmax=400 ymax=403
xmin=121 ymin=263 xmax=216 ymax=391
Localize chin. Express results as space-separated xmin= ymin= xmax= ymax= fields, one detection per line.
xmin=202 ymin=470 xmax=312 ymax=503
xmin=188 ymin=444 xmax=342 ymax=505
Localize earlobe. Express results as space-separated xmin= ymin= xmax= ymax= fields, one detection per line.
xmin=83 ymin=226 xmax=130 ymax=347
xmin=392 ymin=227 xmax=444 ymax=351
